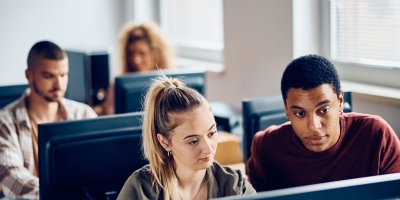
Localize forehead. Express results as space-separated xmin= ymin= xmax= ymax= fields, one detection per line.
xmin=170 ymin=103 xmax=214 ymax=135
xmin=128 ymin=40 xmax=151 ymax=51
xmin=286 ymin=84 xmax=337 ymax=108
xmin=35 ymin=57 xmax=69 ymax=72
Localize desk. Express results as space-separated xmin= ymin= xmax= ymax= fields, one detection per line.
xmin=215 ymin=131 xmax=243 ymax=165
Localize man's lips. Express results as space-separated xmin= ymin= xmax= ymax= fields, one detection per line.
xmin=306 ymin=135 xmax=327 ymax=145
xmin=307 ymin=136 xmax=325 ymax=140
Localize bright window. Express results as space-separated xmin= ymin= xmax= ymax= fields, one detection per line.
xmin=159 ymin=0 xmax=224 ymax=62
xmin=330 ymin=0 xmax=400 ymax=68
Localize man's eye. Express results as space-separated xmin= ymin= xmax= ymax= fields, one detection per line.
xmin=295 ymin=112 xmax=305 ymax=117
xmin=320 ymin=108 xmax=330 ymax=114
xmin=189 ymin=139 xmax=198 ymax=145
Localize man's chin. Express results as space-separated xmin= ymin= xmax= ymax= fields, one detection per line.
xmin=44 ymin=95 xmax=63 ymax=103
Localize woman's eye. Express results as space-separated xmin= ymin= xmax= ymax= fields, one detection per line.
xmin=189 ymin=139 xmax=198 ymax=145
xmin=209 ymin=131 xmax=218 ymax=137
xmin=295 ymin=111 xmax=305 ymax=117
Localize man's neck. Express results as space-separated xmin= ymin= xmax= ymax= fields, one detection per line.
xmin=27 ymin=94 xmax=60 ymax=124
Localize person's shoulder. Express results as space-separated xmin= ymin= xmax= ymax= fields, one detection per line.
xmin=210 ymin=162 xmax=256 ymax=195
xmin=0 ymin=99 xmax=24 ymax=124
xmin=124 ymin=164 xmax=153 ymax=187
xmin=61 ymin=98 xmax=97 ymax=118
xmin=344 ymin=112 xmax=390 ymax=128
xmin=343 ymin=112 xmax=394 ymax=139
xmin=211 ymin=162 xmax=244 ymax=185
xmin=118 ymin=164 xmax=160 ymax=200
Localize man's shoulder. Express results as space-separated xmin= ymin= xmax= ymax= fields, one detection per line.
xmin=0 ymin=99 xmax=25 ymax=125
xmin=60 ymin=98 xmax=97 ymax=119
xmin=344 ymin=112 xmax=389 ymax=128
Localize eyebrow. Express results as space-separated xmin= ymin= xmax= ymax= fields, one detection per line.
xmin=183 ymin=123 xmax=216 ymax=140
xmin=290 ymin=99 xmax=331 ymax=109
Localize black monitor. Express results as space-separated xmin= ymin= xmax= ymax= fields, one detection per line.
xmin=115 ymin=68 xmax=206 ymax=114
xmin=65 ymin=51 xmax=90 ymax=104
xmin=0 ymin=84 xmax=29 ymax=109
xmin=38 ymin=112 xmax=148 ymax=200
xmin=213 ymin=172 xmax=400 ymax=200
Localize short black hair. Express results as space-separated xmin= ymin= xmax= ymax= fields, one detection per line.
xmin=27 ymin=41 xmax=66 ymax=70
xmin=281 ymin=54 xmax=341 ymax=100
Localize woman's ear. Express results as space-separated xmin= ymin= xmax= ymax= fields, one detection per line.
xmin=157 ymin=133 xmax=170 ymax=151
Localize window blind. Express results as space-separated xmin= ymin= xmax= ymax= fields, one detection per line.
xmin=330 ymin=0 xmax=400 ymax=68
xmin=159 ymin=0 xmax=224 ymax=51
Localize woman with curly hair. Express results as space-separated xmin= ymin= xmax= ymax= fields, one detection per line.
xmin=96 ymin=21 xmax=175 ymax=115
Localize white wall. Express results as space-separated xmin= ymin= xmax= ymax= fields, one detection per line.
xmin=206 ymin=0 xmax=293 ymax=108
xmin=0 ymin=0 xmax=125 ymax=86
xmin=1 ymin=0 xmax=400 ymax=136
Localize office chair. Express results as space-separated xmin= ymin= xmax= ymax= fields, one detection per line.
xmin=242 ymin=90 xmax=352 ymax=164
xmin=0 ymin=84 xmax=29 ymax=109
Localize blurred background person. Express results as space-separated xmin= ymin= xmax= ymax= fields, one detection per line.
xmin=95 ymin=21 xmax=176 ymax=115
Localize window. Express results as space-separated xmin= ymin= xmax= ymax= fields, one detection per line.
xmin=324 ymin=0 xmax=400 ymax=88
xmin=159 ymin=0 xmax=224 ymax=63
xmin=330 ymin=0 xmax=400 ymax=68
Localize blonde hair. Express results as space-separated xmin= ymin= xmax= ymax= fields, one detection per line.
xmin=118 ymin=21 xmax=175 ymax=75
xmin=142 ymin=75 xmax=205 ymax=200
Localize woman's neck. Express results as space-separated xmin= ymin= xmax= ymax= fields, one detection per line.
xmin=175 ymin=166 xmax=207 ymax=199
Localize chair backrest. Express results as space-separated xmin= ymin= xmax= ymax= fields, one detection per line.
xmin=242 ymin=95 xmax=286 ymax=163
xmin=0 ymin=84 xmax=29 ymax=109
xmin=242 ymin=90 xmax=352 ymax=164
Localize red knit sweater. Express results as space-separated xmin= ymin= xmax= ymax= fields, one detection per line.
xmin=246 ymin=112 xmax=400 ymax=192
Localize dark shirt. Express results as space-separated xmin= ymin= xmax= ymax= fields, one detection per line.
xmin=247 ymin=112 xmax=400 ymax=192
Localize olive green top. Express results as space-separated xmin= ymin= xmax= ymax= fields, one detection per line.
xmin=117 ymin=162 xmax=256 ymax=200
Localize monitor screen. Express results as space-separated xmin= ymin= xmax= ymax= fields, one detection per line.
xmin=0 ymin=84 xmax=29 ymax=109
xmin=38 ymin=112 xmax=148 ymax=200
xmin=213 ymin=173 xmax=400 ymax=200
xmin=114 ymin=68 xmax=206 ymax=114
xmin=65 ymin=50 xmax=90 ymax=104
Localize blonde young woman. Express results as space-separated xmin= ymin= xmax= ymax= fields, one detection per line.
xmin=96 ymin=21 xmax=175 ymax=115
xmin=117 ymin=76 xmax=256 ymax=200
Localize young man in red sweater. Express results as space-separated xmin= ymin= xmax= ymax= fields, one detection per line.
xmin=247 ymin=54 xmax=400 ymax=192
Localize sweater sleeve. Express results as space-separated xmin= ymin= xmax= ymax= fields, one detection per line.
xmin=246 ymin=130 xmax=268 ymax=192
xmin=378 ymin=118 xmax=400 ymax=174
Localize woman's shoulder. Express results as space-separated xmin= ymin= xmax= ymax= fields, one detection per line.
xmin=117 ymin=164 xmax=161 ymax=200
xmin=209 ymin=162 xmax=256 ymax=196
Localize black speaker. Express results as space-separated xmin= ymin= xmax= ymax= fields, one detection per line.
xmin=65 ymin=50 xmax=110 ymax=107
xmin=89 ymin=52 xmax=110 ymax=106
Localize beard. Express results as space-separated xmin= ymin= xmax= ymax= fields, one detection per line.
xmin=32 ymin=80 xmax=64 ymax=103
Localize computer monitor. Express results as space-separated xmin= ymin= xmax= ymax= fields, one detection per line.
xmin=0 ymin=84 xmax=29 ymax=109
xmin=114 ymin=68 xmax=206 ymax=114
xmin=38 ymin=112 xmax=148 ymax=200
xmin=213 ymin=172 xmax=400 ymax=199
xmin=65 ymin=50 xmax=90 ymax=104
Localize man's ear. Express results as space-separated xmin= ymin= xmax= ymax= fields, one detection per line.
xmin=283 ymin=98 xmax=289 ymax=119
xmin=25 ymin=69 xmax=32 ymax=83
xmin=157 ymin=133 xmax=170 ymax=151
xmin=338 ymin=90 xmax=344 ymax=111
